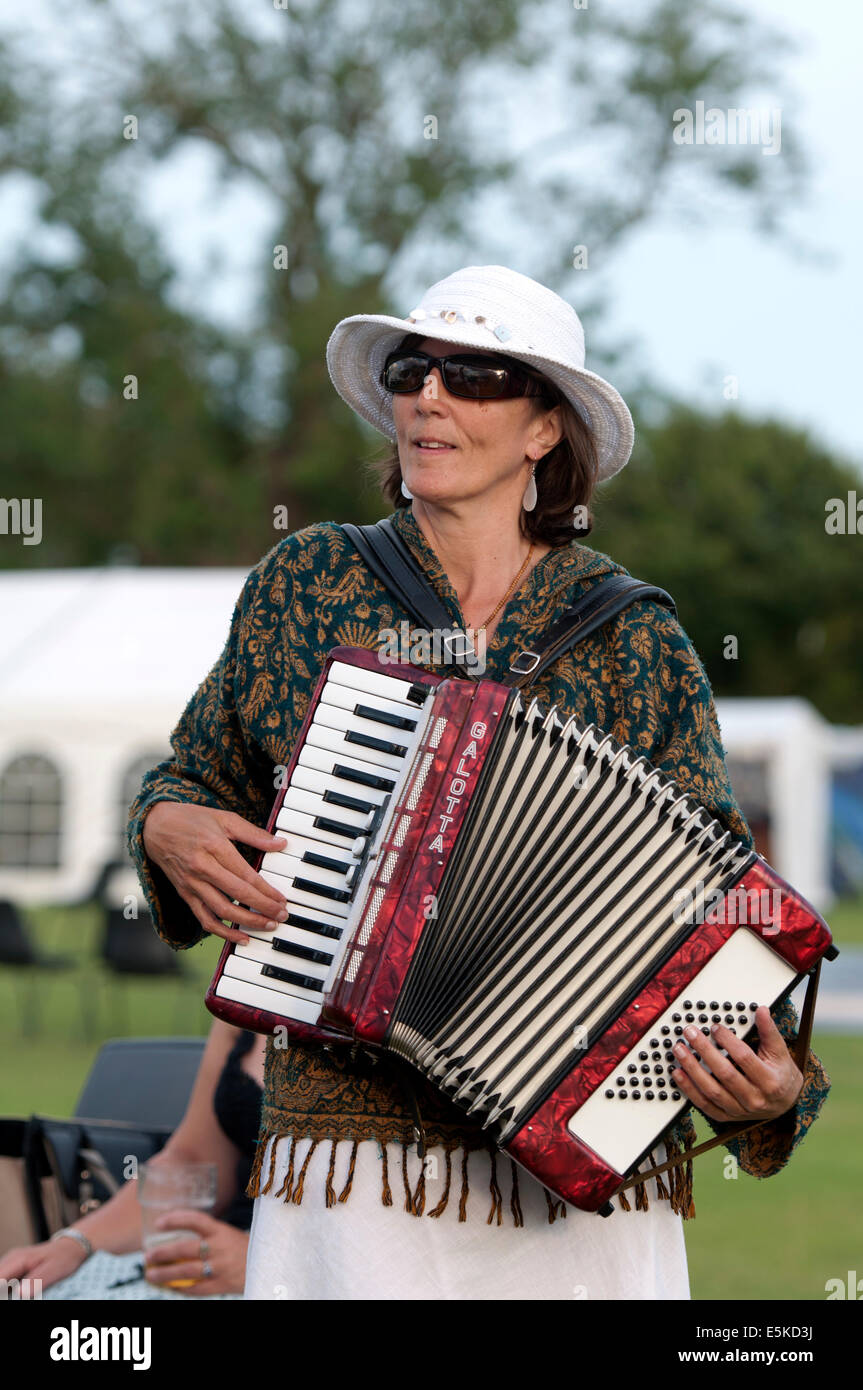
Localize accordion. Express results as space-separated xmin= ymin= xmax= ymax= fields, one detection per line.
xmin=206 ymin=646 xmax=834 ymax=1214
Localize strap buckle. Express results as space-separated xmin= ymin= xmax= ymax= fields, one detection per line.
xmin=442 ymin=631 xmax=476 ymax=661
xmin=509 ymin=650 xmax=540 ymax=675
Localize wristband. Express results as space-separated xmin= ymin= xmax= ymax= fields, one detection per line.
xmin=50 ymin=1227 xmax=94 ymax=1259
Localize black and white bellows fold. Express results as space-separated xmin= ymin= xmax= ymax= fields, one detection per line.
xmin=383 ymin=692 xmax=754 ymax=1146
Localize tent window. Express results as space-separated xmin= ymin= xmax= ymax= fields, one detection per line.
xmin=119 ymin=752 xmax=169 ymax=856
xmin=0 ymin=753 xmax=63 ymax=868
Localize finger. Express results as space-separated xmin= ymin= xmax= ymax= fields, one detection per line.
xmin=671 ymin=1036 xmax=741 ymax=1116
xmin=203 ymin=848 xmax=289 ymax=918
xmin=194 ymin=881 xmax=283 ymax=935
xmin=187 ymin=893 xmax=251 ymax=946
xmin=672 ymin=1064 xmax=737 ymax=1122
xmin=145 ymin=1239 xmax=202 ymax=1267
xmin=678 ymin=1024 xmax=761 ymax=1110
xmin=154 ymin=1209 xmax=217 ymax=1237
xmin=221 ymin=811 xmax=289 ymax=854
xmin=751 ymin=1004 xmax=790 ymax=1061
xmin=145 ymin=1259 xmax=205 ymax=1286
xmin=707 ymin=1019 xmax=774 ymax=1089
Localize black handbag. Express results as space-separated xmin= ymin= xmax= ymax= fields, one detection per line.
xmin=22 ymin=1115 xmax=171 ymax=1243
xmin=341 ymin=515 xmax=676 ymax=683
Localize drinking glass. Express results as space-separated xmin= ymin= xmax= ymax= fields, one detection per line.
xmin=138 ymin=1160 xmax=217 ymax=1285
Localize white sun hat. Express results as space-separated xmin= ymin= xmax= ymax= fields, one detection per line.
xmin=325 ymin=264 xmax=634 ymax=480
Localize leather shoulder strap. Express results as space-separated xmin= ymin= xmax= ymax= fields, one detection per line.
xmin=506 ymin=573 xmax=677 ymax=688
xmin=341 ymin=518 xmax=476 ymax=670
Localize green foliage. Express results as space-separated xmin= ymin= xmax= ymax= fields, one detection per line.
xmin=0 ymin=0 xmax=807 ymax=562
xmin=591 ymin=408 xmax=863 ymax=723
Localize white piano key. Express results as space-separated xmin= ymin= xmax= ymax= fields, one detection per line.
xmin=279 ymin=788 xmax=374 ymax=833
xmin=306 ymin=721 xmax=407 ymax=772
xmin=235 ymin=931 xmax=332 ymax=980
xmin=327 ymin=659 xmax=429 ymax=706
xmin=260 ymin=858 xmax=351 ymax=917
xmin=312 ymin=700 xmax=417 ymax=752
xmin=214 ymin=973 xmax=323 ymax=1026
xmin=293 ymin=753 xmax=394 ymax=802
xmin=245 ymin=895 xmax=346 ymax=931
xmin=223 ymin=949 xmax=330 ymax=1001
xmin=274 ymin=804 xmax=368 ymax=852
xmin=268 ymin=833 xmax=353 ymax=873
xmin=320 ymin=680 xmax=422 ymax=728
xmin=566 ymin=929 xmax=797 ymax=1177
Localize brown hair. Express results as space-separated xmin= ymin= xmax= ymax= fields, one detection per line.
xmin=363 ymin=334 xmax=600 ymax=547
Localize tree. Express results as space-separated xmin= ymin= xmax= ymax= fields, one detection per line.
xmin=591 ymin=407 xmax=863 ymax=723
xmin=0 ymin=0 xmax=805 ymax=564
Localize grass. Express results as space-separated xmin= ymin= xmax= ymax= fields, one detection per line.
xmin=822 ymin=889 xmax=863 ymax=945
xmin=1 ymin=903 xmax=860 ymax=1300
xmin=684 ymin=1031 xmax=862 ymax=1301
xmin=0 ymin=903 xmax=217 ymax=1116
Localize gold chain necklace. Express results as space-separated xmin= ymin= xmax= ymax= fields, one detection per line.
xmin=476 ymin=542 xmax=534 ymax=630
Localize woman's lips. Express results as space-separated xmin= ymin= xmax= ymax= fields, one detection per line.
xmin=412 ymin=441 xmax=456 ymax=449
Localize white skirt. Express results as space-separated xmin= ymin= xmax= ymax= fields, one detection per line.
xmin=243 ymin=1136 xmax=690 ymax=1301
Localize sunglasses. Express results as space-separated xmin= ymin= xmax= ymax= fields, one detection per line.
xmin=380 ymin=349 xmax=555 ymax=402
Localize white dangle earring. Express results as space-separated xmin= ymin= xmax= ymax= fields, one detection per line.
xmin=522 ymin=465 xmax=537 ymax=512
xmin=401 ymin=478 xmax=413 ymax=499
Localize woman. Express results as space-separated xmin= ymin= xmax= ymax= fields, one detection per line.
xmin=128 ymin=265 xmax=829 ymax=1300
xmin=0 ymin=1021 xmax=264 ymax=1297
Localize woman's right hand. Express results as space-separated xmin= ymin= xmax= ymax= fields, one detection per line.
xmin=142 ymin=801 xmax=290 ymax=944
xmin=0 ymin=1236 xmax=89 ymax=1291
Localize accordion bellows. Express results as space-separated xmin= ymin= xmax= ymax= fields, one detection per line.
xmin=207 ymin=648 xmax=834 ymax=1213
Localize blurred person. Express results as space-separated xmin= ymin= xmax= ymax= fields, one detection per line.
xmin=128 ymin=266 xmax=830 ymax=1301
xmin=0 ymin=1020 xmax=264 ymax=1297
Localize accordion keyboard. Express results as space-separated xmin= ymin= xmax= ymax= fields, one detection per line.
xmin=214 ymin=660 xmax=433 ymax=1024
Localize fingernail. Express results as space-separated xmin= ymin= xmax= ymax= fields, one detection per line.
xmin=683 ymin=1025 xmax=697 ymax=1041
xmin=674 ymin=1041 xmax=687 ymax=1055
xmin=276 ymin=908 xmax=288 ymax=922
xmin=265 ymin=920 xmax=280 ymax=930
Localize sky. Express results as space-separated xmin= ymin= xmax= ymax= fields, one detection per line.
xmin=1 ymin=0 xmax=860 ymax=469
xmin=602 ymin=0 xmax=862 ymax=470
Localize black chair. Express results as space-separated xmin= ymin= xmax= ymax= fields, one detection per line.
xmin=94 ymin=853 xmax=195 ymax=1034
xmin=0 ymin=901 xmax=76 ymax=1036
xmin=74 ymin=1037 xmax=206 ymax=1128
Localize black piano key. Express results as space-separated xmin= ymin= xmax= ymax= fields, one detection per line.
xmin=333 ymin=762 xmax=396 ymax=792
xmin=301 ymin=850 xmax=351 ymax=875
xmin=293 ymin=877 xmax=351 ymax=903
xmin=271 ymin=937 xmax=333 ymax=966
xmin=285 ymin=911 xmax=342 ymax=941
xmin=322 ymin=789 xmax=376 ymax=814
xmin=313 ymin=815 xmax=364 ymax=839
xmin=407 ymin=683 xmax=431 ymax=706
xmin=262 ymin=963 xmax=324 ymax=992
xmin=353 ymin=702 xmax=418 ymax=733
xmin=345 ymin=730 xmax=408 ymax=758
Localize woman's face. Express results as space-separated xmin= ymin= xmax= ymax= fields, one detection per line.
xmin=390 ymin=337 xmax=561 ymax=507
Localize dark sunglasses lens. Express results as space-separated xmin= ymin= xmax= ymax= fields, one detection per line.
xmin=445 ymin=358 xmax=511 ymax=398
xmin=384 ymin=355 xmax=428 ymax=391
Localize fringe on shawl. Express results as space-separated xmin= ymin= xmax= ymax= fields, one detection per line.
xmin=246 ymin=1132 xmax=696 ymax=1224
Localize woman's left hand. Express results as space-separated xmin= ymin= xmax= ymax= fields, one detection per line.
xmin=671 ymin=1005 xmax=803 ymax=1124
xmin=144 ymin=1210 xmax=249 ymax=1297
